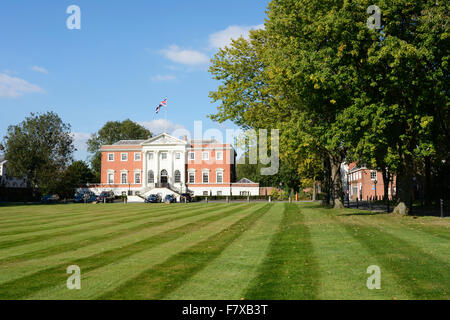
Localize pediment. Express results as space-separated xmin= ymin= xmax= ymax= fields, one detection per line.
xmin=141 ymin=133 xmax=187 ymax=146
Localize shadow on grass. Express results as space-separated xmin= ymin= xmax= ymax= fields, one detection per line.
xmin=337 ymin=211 xmax=388 ymax=217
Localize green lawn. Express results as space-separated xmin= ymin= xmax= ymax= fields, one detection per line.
xmin=0 ymin=202 xmax=448 ymax=300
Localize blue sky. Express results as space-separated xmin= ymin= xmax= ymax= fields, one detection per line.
xmin=0 ymin=0 xmax=270 ymax=161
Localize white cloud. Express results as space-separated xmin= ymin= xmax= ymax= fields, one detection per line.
xmin=140 ymin=119 xmax=186 ymax=135
xmin=160 ymin=45 xmax=210 ymax=66
xmin=31 ymin=66 xmax=48 ymax=74
xmin=71 ymin=132 xmax=91 ymax=152
xmin=209 ymin=24 xmax=265 ymax=49
xmin=0 ymin=73 xmax=45 ymax=98
xmin=151 ymin=74 xmax=177 ymax=82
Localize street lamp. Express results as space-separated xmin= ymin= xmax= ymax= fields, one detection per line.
xmin=374 ymin=178 xmax=378 ymax=200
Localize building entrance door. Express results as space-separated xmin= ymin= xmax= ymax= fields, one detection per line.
xmin=160 ymin=170 xmax=168 ymax=187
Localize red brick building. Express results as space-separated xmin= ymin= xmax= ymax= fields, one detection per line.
xmin=91 ymin=133 xmax=259 ymax=198
xmin=347 ymin=163 xmax=396 ymax=201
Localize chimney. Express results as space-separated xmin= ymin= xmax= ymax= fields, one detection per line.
xmin=182 ymin=135 xmax=187 ymax=141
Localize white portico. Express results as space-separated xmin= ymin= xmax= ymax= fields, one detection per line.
xmin=141 ymin=134 xmax=188 ymax=193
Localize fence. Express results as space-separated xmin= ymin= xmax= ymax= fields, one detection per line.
xmin=344 ymin=197 xmax=449 ymax=217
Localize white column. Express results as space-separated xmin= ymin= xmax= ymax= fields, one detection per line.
xmin=143 ymin=151 xmax=147 ymax=188
xmin=156 ymin=151 xmax=160 ymax=186
xmin=169 ymin=150 xmax=174 ymax=185
xmin=181 ymin=150 xmax=186 ymax=184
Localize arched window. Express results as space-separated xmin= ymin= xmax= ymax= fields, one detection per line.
xmin=148 ymin=170 xmax=154 ymax=184
xmin=174 ymin=170 xmax=181 ymax=183
xmin=161 ymin=169 xmax=168 ymax=177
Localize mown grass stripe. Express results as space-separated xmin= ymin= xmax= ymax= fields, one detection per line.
xmin=27 ymin=204 xmax=265 ymax=300
xmin=355 ymin=213 xmax=450 ymax=241
xmin=300 ymin=204 xmax=410 ymax=300
xmin=0 ymin=203 xmax=188 ymax=236
xmin=99 ymin=203 xmax=273 ymax=300
xmin=0 ymin=204 xmax=230 ymax=265
xmin=0 ymin=204 xmax=206 ymax=249
xmin=337 ymin=212 xmax=450 ymax=263
xmin=340 ymin=219 xmax=450 ymax=299
xmin=0 ymin=204 xmax=236 ymax=285
xmin=0 ymin=203 xmax=199 ymax=230
xmin=244 ymin=203 xmax=319 ymax=300
xmin=166 ymin=203 xmax=284 ymax=300
xmin=0 ymin=203 xmax=251 ymax=299
xmin=0 ymin=204 xmax=130 ymax=225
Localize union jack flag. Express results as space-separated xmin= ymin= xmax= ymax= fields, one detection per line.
xmin=155 ymin=97 xmax=167 ymax=114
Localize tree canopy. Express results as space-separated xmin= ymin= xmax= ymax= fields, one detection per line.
xmin=0 ymin=112 xmax=74 ymax=195
xmin=87 ymin=119 xmax=152 ymax=181
xmin=209 ymin=0 xmax=449 ymax=212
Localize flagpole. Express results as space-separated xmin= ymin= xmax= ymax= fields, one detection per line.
xmin=165 ymin=98 xmax=168 ymax=133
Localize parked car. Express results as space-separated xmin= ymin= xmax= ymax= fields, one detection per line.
xmin=97 ymin=191 xmax=115 ymax=203
xmin=146 ymin=194 xmax=161 ymax=203
xmin=180 ymin=193 xmax=192 ymax=203
xmin=73 ymin=192 xmax=97 ymax=203
xmin=164 ymin=194 xmax=177 ymax=204
xmin=41 ymin=194 xmax=59 ymax=204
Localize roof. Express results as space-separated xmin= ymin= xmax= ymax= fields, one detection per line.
xmin=189 ymin=139 xmax=220 ymax=144
xmin=112 ymin=140 xmax=146 ymax=146
xmin=236 ymin=178 xmax=256 ymax=184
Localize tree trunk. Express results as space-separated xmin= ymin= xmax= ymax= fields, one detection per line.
xmin=330 ymin=156 xmax=344 ymax=209
xmin=424 ymin=156 xmax=431 ymax=206
xmin=381 ymin=167 xmax=390 ymax=201
xmin=322 ymin=157 xmax=332 ymax=205
xmin=394 ymin=154 xmax=414 ymax=215
xmin=312 ymin=179 xmax=317 ymax=201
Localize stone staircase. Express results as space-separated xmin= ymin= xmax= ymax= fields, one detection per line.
xmin=143 ymin=188 xmax=181 ymax=201
xmin=127 ymin=195 xmax=145 ymax=203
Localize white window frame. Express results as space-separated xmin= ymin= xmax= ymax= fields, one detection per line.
xmin=108 ymin=153 xmax=115 ymax=162
xmin=134 ymin=153 xmax=141 ymax=161
xmin=121 ymin=172 xmax=128 ymax=184
xmin=189 ymin=152 xmax=195 ymax=160
xmin=148 ymin=153 xmax=154 ymax=160
xmin=370 ymin=171 xmax=377 ymax=180
xmin=121 ymin=153 xmax=128 ymax=162
xmin=217 ymin=191 xmax=223 ymax=196
xmin=188 ymin=172 xmax=195 ymax=183
xmin=148 ymin=170 xmax=155 ymax=184
xmin=216 ymin=171 xmax=223 ymax=183
xmin=202 ymin=152 xmax=209 ymax=161
xmin=161 ymin=152 xmax=168 ymax=160
xmin=135 ymin=172 xmax=141 ymax=184
xmin=174 ymin=170 xmax=181 ymax=183
xmin=107 ymin=172 xmax=114 ymax=184
xmin=175 ymin=152 xmax=181 ymax=160
xmin=216 ymin=151 xmax=223 ymax=160
xmin=202 ymin=171 xmax=209 ymax=184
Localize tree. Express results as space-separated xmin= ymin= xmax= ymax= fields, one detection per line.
xmin=0 ymin=112 xmax=74 ymax=196
xmin=87 ymin=119 xmax=152 ymax=181
xmin=236 ymin=154 xmax=301 ymax=192
xmin=57 ymin=161 xmax=94 ymax=199
xmin=209 ymin=0 xmax=449 ymax=213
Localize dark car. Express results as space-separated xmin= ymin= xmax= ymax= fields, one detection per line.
xmin=180 ymin=193 xmax=192 ymax=203
xmin=164 ymin=194 xmax=177 ymax=204
xmin=73 ymin=192 xmax=97 ymax=203
xmin=41 ymin=194 xmax=59 ymax=204
xmin=97 ymin=191 xmax=115 ymax=203
xmin=146 ymin=194 xmax=161 ymax=203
